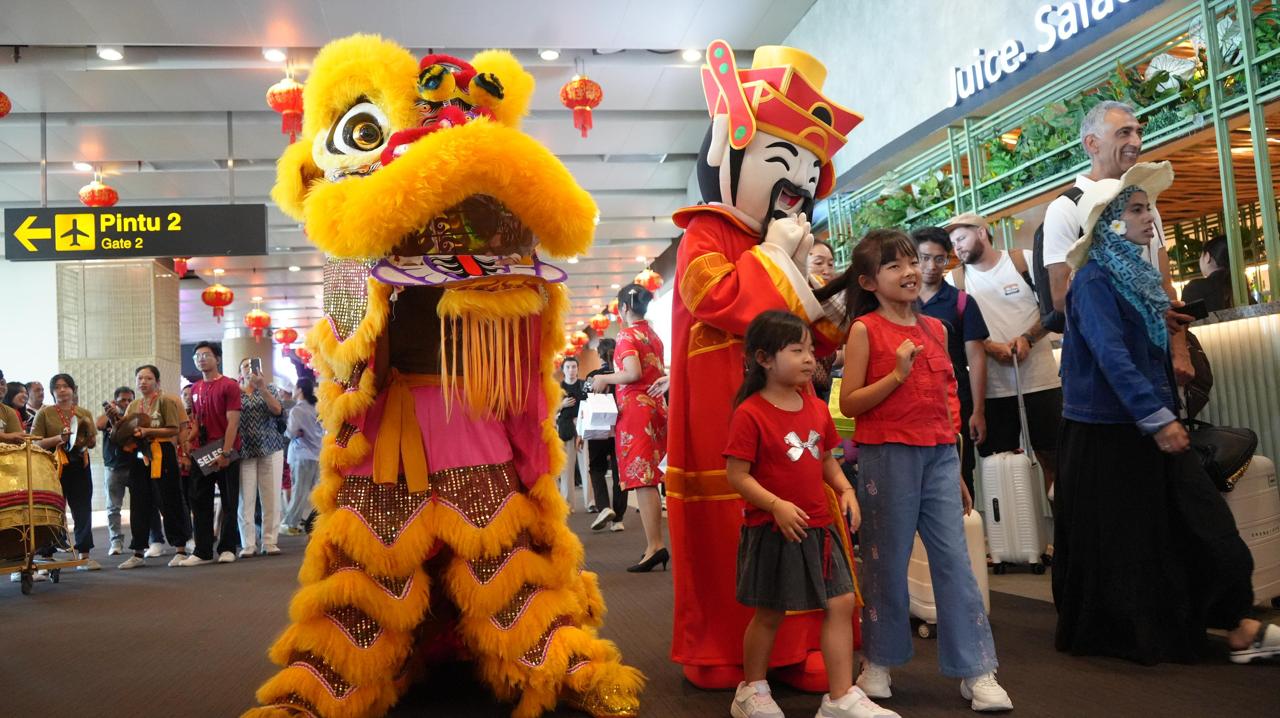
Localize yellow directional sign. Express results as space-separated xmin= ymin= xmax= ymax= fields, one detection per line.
xmin=54 ymin=214 xmax=97 ymax=252
xmin=13 ymin=215 xmax=51 ymax=252
xmin=4 ymin=205 xmax=266 ymax=262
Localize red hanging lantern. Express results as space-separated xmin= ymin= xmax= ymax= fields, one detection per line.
xmin=559 ymin=74 xmax=603 ymax=138
xmin=634 ymin=268 xmax=663 ymax=292
xmin=266 ymin=75 xmax=305 ymax=143
xmin=570 ymin=330 xmax=590 ymax=349
xmin=564 ymin=345 xmax=581 ymax=358
xmin=201 ymin=283 xmax=234 ymax=322
xmin=589 ymin=313 xmax=610 ymax=334
xmin=173 ymin=257 xmax=189 ymax=278
xmin=0 ymin=91 xmax=11 ymax=119
xmin=607 ymin=298 xmax=620 ymax=317
xmin=79 ymin=178 xmax=119 ymax=207
xmin=245 ymin=308 xmax=272 ymax=343
xmin=273 ymin=327 xmax=298 ymax=348
xmin=294 ymin=347 xmax=313 ymax=366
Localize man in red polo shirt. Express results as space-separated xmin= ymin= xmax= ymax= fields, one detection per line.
xmin=178 ymin=341 xmax=243 ymax=566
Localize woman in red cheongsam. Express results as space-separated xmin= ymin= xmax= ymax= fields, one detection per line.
xmin=591 ymin=283 xmax=670 ymax=573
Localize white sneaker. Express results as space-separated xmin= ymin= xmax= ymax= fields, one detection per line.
xmin=76 ymin=557 xmax=101 ymax=571
xmin=591 ymin=508 xmax=616 ymax=531
xmin=856 ymin=662 xmax=892 ymax=699
xmin=107 ymin=540 xmax=124 ymax=556
xmin=610 ymin=521 xmax=625 ymax=532
xmin=118 ymin=555 xmax=145 ymax=570
xmin=167 ymin=554 xmax=188 ymax=567
xmin=8 ymin=571 xmax=46 ymax=582
xmin=817 ymin=686 xmax=900 ymax=718
xmin=218 ymin=551 xmax=237 ymax=563
xmin=730 ymin=681 xmax=783 ymax=718
xmin=177 ymin=554 xmax=213 ymax=567
xmin=1229 ymin=623 xmax=1280 ymax=664
xmin=263 ymin=545 xmax=281 ymax=555
xmin=238 ymin=547 xmax=256 ymax=558
xmin=960 ymin=672 xmax=1013 ymax=712
xmin=144 ymin=542 xmax=165 ymax=558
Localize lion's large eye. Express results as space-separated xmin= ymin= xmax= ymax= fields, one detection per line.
xmin=327 ymin=101 xmax=390 ymax=155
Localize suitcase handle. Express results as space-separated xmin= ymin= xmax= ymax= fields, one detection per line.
xmin=1011 ymin=353 xmax=1038 ymax=464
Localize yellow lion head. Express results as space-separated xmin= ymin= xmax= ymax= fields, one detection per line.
xmin=273 ymin=34 xmax=596 ymax=266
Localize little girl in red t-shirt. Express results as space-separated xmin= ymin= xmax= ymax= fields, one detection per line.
xmin=832 ymin=228 xmax=1011 ymax=712
xmin=724 ymin=310 xmax=896 ymax=718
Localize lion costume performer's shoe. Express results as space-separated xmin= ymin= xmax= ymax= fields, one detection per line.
xmin=242 ymin=35 xmax=641 ymax=718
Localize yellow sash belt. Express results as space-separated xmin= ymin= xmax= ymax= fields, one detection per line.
xmin=373 ymin=371 xmax=437 ymax=493
xmin=149 ymin=441 xmax=164 ymax=479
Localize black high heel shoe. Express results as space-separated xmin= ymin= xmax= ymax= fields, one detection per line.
xmin=627 ymin=547 xmax=669 ymax=573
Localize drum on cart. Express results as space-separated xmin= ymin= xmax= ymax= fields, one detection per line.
xmin=0 ymin=440 xmax=82 ymax=593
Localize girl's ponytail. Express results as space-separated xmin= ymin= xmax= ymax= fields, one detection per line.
xmin=734 ymin=310 xmax=810 ymax=406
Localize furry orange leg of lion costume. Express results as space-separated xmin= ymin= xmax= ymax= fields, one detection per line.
xmin=242 ymin=35 xmax=642 ymax=718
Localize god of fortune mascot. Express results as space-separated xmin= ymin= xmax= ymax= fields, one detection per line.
xmin=666 ymin=40 xmax=862 ymax=691
xmin=243 ymin=35 xmax=642 ymax=718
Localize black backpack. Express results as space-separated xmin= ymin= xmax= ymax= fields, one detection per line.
xmin=1031 ymin=186 xmax=1084 ymax=334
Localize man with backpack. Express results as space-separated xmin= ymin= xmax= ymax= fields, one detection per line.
xmin=946 ymin=213 xmax=1061 ymax=498
xmin=912 ymin=226 xmax=990 ymax=499
xmin=1039 ymin=100 xmax=1195 ymax=383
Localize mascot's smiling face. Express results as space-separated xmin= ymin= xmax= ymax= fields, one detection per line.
xmin=698 ymin=114 xmax=821 ymax=231
xmin=272 ymin=34 xmax=596 ymax=288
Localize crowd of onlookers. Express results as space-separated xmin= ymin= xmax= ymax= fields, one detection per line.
xmin=1 ymin=341 xmax=323 ymax=580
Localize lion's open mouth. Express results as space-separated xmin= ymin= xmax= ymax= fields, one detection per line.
xmin=365 ymin=193 xmax=565 ymax=288
xmin=371 ymin=253 xmax=565 ymax=287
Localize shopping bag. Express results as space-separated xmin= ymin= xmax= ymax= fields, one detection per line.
xmin=576 ymin=393 xmax=618 ymax=440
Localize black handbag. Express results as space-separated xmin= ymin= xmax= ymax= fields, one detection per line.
xmin=1185 ymin=419 xmax=1258 ymax=492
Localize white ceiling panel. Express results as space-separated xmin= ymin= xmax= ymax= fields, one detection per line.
xmin=0 ymin=0 xmax=820 ymax=341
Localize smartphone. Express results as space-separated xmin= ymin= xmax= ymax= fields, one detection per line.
xmin=1181 ymin=298 xmax=1208 ymax=321
xmin=250 ymin=357 xmax=263 ymax=375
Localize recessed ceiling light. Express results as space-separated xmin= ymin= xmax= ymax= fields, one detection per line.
xmin=211 ymin=268 xmax=225 ymax=276
xmin=682 ymin=48 xmax=702 ymax=63
xmin=96 ymin=45 xmax=124 ymax=61
xmin=262 ymin=48 xmax=287 ymax=63
xmin=288 ymin=265 xmax=301 ymax=272
xmin=539 ymin=49 xmax=561 ymax=61
xmin=635 ymin=255 xmax=647 ymax=262
xmin=252 ymin=296 xmax=263 ymax=302
xmin=610 ymin=283 xmax=620 ymax=289
xmin=73 ymin=161 xmax=93 ymax=172
xmin=567 ymin=257 xmax=579 ymax=264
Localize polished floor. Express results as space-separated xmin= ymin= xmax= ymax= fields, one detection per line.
xmin=2 ymin=510 xmax=1278 ymax=717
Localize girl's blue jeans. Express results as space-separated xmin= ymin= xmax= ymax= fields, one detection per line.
xmin=857 ymin=442 xmax=998 ymax=678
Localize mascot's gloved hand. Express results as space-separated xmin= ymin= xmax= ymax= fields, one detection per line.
xmin=764 ymin=212 xmax=814 ymax=272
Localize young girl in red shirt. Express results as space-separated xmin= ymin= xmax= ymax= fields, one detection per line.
xmin=832 ymin=229 xmax=1011 ymax=712
xmin=724 ymin=310 xmax=897 ymax=718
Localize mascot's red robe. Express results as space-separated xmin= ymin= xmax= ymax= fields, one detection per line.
xmin=665 ymin=41 xmax=862 ymax=690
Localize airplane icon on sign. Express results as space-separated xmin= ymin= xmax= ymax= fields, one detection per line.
xmin=60 ymin=218 xmax=91 ymax=247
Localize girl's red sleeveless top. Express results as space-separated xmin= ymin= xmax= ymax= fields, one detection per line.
xmin=852 ymin=311 xmax=958 ymax=447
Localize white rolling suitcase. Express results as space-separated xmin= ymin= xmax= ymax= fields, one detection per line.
xmin=908 ymin=511 xmax=990 ymax=638
xmin=981 ymin=355 xmax=1049 ymax=575
xmin=1222 ymin=455 xmax=1280 ymax=608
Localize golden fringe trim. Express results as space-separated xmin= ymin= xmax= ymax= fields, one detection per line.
xmin=437 ymin=283 xmax=545 ymax=420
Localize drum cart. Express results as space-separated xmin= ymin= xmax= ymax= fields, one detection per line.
xmin=1 ymin=437 xmax=85 ymax=594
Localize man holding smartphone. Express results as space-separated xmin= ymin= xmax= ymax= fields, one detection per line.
xmin=179 ymin=341 xmax=242 ymax=566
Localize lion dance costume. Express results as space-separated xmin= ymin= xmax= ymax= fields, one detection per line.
xmin=666 ymin=41 xmax=862 ymax=690
xmin=244 ymin=35 xmax=642 ymax=718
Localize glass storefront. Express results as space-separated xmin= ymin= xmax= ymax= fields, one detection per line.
xmin=823 ymin=0 xmax=1280 ymax=305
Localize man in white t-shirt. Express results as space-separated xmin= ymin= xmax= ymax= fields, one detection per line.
xmin=1041 ymin=100 xmax=1194 ymax=383
xmin=947 ymin=213 xmax=1060 ymax=494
